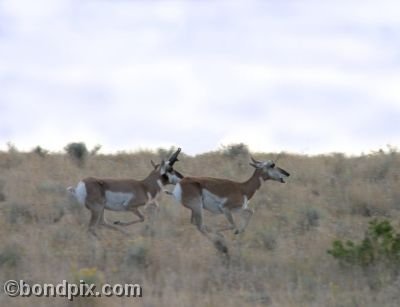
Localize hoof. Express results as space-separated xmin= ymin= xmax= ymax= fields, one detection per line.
xmin=234 ymin=229 xmax=240 ymax=235
xmin=214 ymin=240 xmax=229 ymax=254
xmin=114 ymin=221 xmax=121 ymax=225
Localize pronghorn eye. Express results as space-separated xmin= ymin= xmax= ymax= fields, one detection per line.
xmin=270 ymin=163 xmax=275 ymax=168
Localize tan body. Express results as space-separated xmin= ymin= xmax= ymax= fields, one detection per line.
xmin=67 ymin=149 xmax=183 ymax=235
xmin=169 ymin=158 xmax=290 ymax=254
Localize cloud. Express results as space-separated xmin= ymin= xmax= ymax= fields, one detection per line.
xmin=0 ymin=0 xmax=399 ymax=155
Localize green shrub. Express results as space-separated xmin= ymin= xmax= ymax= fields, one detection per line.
xmin=124 ymin=242 xmax=149 ymax=268
xmin=221 ymin=143 xmax=249 ymax=159
xmin=297 ymin=207 xmax=320 ymax=232
xmin=255 ymin=230 xmax=278 ymax=251
xmin=0 ymin=179 xmax=5 ymax=202
xmin=32 ymin=146 xmax=49 ymax=157
xmin=328 ymin=219 xmax=400 ymax=268
xmin=5 ymin=202 xmax=36 ymax=224
xmin=65 ymin=142 xmax=88 ymax=166
xmin=90 ymin=144 xmax=102 ymax=156
xmin=6 ymin=142 xmax=18 ymax=154
xmin=73 ymin=267 xmax=104 ymax=285
xmin=0 ymin=244 xmax=22 ymax=268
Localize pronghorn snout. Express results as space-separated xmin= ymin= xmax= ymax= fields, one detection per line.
xmin=276 ymin=167 xmax=290 ymax=183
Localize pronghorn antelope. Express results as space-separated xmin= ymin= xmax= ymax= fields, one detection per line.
xmin=67 ymin=148 xmax=183 ymax=235
xmin=167 ymin=156 xmax=290 ymax=253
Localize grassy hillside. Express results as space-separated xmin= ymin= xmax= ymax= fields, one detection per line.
xmin=0 ymin=147 xmax=399 ymax=307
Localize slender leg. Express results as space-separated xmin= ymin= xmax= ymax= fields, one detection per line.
xmin=99 ymin=211 xmax=129 ymax=235
xmin=180 ymin=183 xmax=229 ymax=255
xmin=153 ymin=200 xmax=160 ymax=211
xmin=190 ymin=210 xmax=196 ymax=225
xmin=85 ymin=188 xmax=105 ymax=235
xmin=216 ymin=207 xmax=237 ymax=234
xmin=114 ymin=207 xmax=145 ymax=226
xmin=235 ymin=208 xmax=254 ymax=234
xmin=87 ymin=208 xmax=102 ymax=236
xmin=190 ymin=205 xmax=229 ymax=255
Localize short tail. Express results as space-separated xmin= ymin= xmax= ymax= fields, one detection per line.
xmin=67 ymin=181 xmax=87 ymax=205
xmin=67 ymin=186 xmax=76 ymax=195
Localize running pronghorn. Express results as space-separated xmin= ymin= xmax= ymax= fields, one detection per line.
xmin=68 ymin=148 xmax=183 ymax=235
xmin=167 ymin=156 xmax=290 ymax=253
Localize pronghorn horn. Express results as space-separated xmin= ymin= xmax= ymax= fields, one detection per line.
xmin=249 ymin=162 xmax=258 ymax=168
xmin=168 ymin=147 xmax=181 ymax=166
xmin=151 ymin=160 xmax=157 ymax=169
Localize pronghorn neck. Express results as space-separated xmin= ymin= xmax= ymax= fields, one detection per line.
xmin=142 ymin=170 xmax=163 ymax=196
xmin=241 ymin=169 xmax=263 ymax=200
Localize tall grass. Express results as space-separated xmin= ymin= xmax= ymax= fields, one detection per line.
xmin=0 ymin=148 xmax=399 ymax=306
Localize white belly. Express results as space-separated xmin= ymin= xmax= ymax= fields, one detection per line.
xmin=202 ymin=189 xmax=227 ymax=214
xmin=104 ymin=191 xmax=134 ymax=211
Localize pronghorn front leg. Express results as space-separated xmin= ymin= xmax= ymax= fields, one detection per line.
xmin=234 ymin=208 xmax=254 ymax=234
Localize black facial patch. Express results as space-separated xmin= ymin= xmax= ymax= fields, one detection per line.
xmin=161 ymin=174 xmax=169 ymax=183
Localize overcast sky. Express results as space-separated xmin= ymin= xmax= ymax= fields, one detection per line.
xmin=0 ymin=0 xmax=399 ymax=155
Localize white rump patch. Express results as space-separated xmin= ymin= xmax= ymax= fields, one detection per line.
xmin=74 ymin=181 xmax=87 ymax=205
xmin=202 ymin=189 xmax=227 ymax=214
xmin=104 ymin=191 xmax=134 ymax=211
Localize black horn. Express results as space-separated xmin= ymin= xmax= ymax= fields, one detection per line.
xmin=168 ymin=147 xmax=181 ymax=166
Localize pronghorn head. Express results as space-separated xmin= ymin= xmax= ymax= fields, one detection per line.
xmin=249 ymin=156 xmax=290 ymax=183
xmin=151 ymin=148 xmax=184 ymax=184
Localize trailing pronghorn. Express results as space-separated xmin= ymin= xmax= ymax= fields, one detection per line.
xmin=167 ymin=156 xmax=290 ymax=253
xmin=67 ymin=148 xmax=183 ymax=235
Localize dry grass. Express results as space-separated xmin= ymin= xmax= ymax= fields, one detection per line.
xmin=0 ymin=149 xmax=400 ymax=306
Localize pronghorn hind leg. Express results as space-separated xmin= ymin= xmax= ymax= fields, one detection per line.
xmin=190 ymin=206 xmax=229 ymax=255
xmin=190 ymin=210 xmax=196 ymax=225
xmin=85 ymin=188 xmax=105 ymax=235
xmin=234 ymin=208 xmax=254 ymax=235
xmin=99 ymin=211 xmax=129 ymax=235
xmin=216 ymin=207 xmax=237 ymax=234
xmin=87 ymin=207 xmax=102 ymax=236
xmin=114 ymin=207 xmax=145 ymax=226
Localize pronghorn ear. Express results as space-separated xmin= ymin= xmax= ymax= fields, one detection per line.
xmin=249 ymin=162 xmax=258 ymax=168
xmin=250 ymin=156 xmax=261 ymax=164
xmin=151 ymin=160 xmax=160 ymax=170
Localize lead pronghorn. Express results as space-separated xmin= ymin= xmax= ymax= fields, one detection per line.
xmin=67 ymin=148 xmax=183 ymax=235
xmin=167 ymin=156 xmax=290 ymax=253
